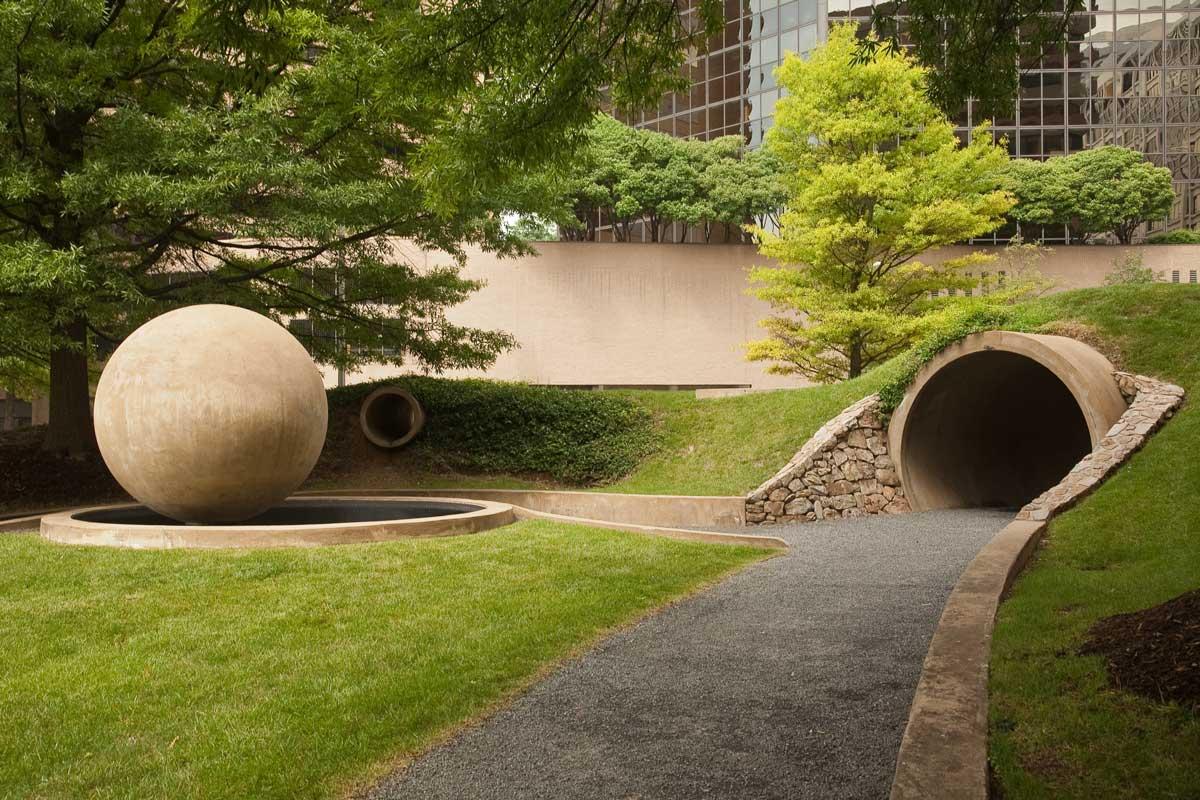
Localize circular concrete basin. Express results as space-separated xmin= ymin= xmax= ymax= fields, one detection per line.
xmin=888 ymin=331 xmax=1127 ymax=511
xmin=40 ymin=496 xmax=515 ymax=549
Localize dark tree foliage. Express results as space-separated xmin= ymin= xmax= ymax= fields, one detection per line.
xmin=859 ymin=0 xmax=1086 ymax=117
xmin=0 ymin=0 xmax=720 ymax=454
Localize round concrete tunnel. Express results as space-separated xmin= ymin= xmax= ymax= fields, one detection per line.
xmin=888 ymin=332 xmax=1128 ymax=511
xmin=360 ymin=386 xmax=426 ymax=449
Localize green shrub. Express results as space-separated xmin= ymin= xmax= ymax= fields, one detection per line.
xmin=326 ymin=377 xmax=659 ymax=484
xmin=1144 ymin=228 xmax=1200 ymax=244
xmin=1104 ymin=251 xmax=1159 ymax=285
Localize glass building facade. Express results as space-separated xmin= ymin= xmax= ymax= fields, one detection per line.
xmin=611 ymin=0 xmax=1200 ymax=241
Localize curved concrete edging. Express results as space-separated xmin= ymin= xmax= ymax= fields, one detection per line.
xmin=507 ymin=506 xmax=786 ymax=549
xmin=889 ymin=372 xmax=1185 ymax=800
xmin=301 ymin=489 xmax=786 ymax=550
xmin=20 ymin=490 xmax=780 ymax=551
xmin=0 ymin=512 xmax=50 ymax=533
xmin=39 ymin=497 xmax=516 ymax=549
xmin=301 ymin=488 xmax=747 ymax=530
xmin=888 ymin=518 xmax=1046 ymax=799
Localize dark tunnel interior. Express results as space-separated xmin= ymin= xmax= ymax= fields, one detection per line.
xmin=900 ymin=351 xmax=1094 ymax=509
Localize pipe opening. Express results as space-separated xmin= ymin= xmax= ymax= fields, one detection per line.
xmin=899 ymin=350 xmax=1093 ymax=509
xmin=360 ymin=387 xmax=426 ymax=449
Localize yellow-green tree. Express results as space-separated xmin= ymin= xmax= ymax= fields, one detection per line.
xmin=747 ymin=25 xmax=1015 ymax=382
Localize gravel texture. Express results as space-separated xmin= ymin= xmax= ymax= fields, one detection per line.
xmin=367 ymin=509 xmax=1013 ymax=800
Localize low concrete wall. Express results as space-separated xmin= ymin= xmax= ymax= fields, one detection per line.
xmin=303 ymin=488 xmax=747 ymax=530
xmin=889 ymin=518 xmax=1047 ymax=800
xmin=333 ymin=242 xmax=1200 ymax=390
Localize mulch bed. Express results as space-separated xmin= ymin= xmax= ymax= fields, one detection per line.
xmin=0 ymin=427 xmax=127 ymax=515
xmin=1080 ymin=588 xmax=1200 ymax=714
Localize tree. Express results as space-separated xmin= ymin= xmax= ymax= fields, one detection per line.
xmin=0 ymin=0 xmax=721 ymax=456
xmin=558 ymin=115 xmax=785 ymax=243
xmin=1006 ymin=147 xmax=1175 ymax=244
xmin=559 ymin=113 xmax=641 ymax=241
xmin=658 ymin=136 xmax=716 ymax=242
xmin=746 ymin=25 xmax=1014 ymax=382
xmin=506 ymin=216 xmax=558 ymax=243
xmin=614 ymin=126 xmax=699 ymax=242
xmin=861 ymin=0 xmax=1086 ymax=117
xmin=702 ymin=144 xmax=785 ymax=243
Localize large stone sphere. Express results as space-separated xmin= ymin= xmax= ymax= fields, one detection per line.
xmin=95 ymin=305 xmax=328 ymax=523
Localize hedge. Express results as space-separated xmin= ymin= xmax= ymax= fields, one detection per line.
xmin=326 ymin=376 xmax=659 ymax=484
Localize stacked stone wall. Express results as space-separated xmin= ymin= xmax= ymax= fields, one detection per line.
xmin=1017 ymin=372 xmax=1184 ymax=522
xmin=745 ymin=395 xmax=908 ymax=525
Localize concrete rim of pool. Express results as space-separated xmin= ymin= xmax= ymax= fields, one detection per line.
xmin=39 ymin=496 xmax=517 ymax=549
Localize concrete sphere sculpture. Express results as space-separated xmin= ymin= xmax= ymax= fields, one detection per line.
xmin=94 ymin=305 xmax=328 ymax=524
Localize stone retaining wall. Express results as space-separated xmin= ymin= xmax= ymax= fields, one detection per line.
xmin=745 ymin=395 xmax=909 ymax=525
xmin=1016 ymin=372 xmax=1184 ymax=522
xmin=748 ymin=370 xmax=1183 ymax=528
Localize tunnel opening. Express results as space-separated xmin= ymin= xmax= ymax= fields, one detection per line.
xmin=360 ymin=387 xmax=426 ymax=449
xmin=898 ymin=350 xmax=1094 ymax=510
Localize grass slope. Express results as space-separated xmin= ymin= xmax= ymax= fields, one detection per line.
xmin=989 ymin=285 xmax=1200 ymax=799
xmin=0 ymin=522 xmax=766 ymax=800
xmin=604 ymin=365 xmax=902 ymax=496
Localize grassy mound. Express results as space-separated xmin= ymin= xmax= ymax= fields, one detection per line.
xmin=602 ymin=365 xmax=903 ymax=496
xmin=0 ymin=522 xmax=766 ymax=800
xmin=986 ymin=285 xmax=1200 ymax=799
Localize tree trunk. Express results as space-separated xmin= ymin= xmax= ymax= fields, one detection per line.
xmin=42 ymin=316 xmax=96 ymax=457
xmin=847 ymin=337 xmax=864 ymax=379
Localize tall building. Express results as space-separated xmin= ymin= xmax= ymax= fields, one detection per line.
xmin=613 ymin=0 xmax=1200 ymax=241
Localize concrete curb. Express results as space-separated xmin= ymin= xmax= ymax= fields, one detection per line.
xmin=13 ymin=491 xmax=783 ymax=551
xmin=301 ymin=488 xmax=747 ymax=529
xmin=888 ymin=519 xmax=1046 ymax=799
xmin=508 ymin=506 xmax=787 ymax=550
xmin=889 ymin=373 xmax=1184 ymax=800
xmin=0 ymin=513 xmax=48 ymax=533
xmin=302 ymin=489 xmax=786 ymax=550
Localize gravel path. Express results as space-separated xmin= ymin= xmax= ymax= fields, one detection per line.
xmin=367 ymin=509 xmax=1013 ymax=800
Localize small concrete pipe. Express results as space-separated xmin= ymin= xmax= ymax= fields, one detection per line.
xmin=359 ymin=387 xmax=426 ymax=449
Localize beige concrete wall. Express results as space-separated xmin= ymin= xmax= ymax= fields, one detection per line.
xmin=305 ymin=241 xmax=1200 ymax=390
xmin=926 ymin=243 xmax=1200 ymax=290
xmin=335 ymin=242 xmax=808 ymax=390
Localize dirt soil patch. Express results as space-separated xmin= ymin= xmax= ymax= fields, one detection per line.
xmin=0 ymin=427 xmax=127 ymax=515
xmin=1080 ymin=588 xmax=1200 ymax=714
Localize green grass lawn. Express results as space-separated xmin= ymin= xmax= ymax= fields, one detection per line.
xmin=988 ymin=285 xmax=1200 ymax=799
xmin=0 ymin=522 xmax=767 ymax=800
